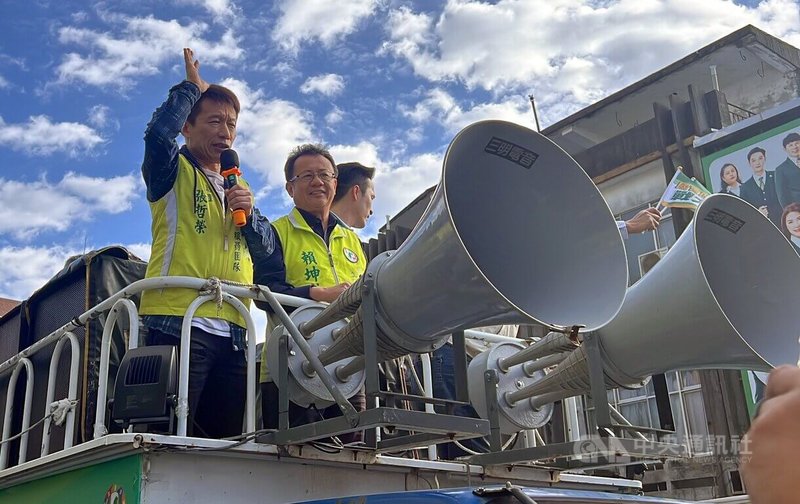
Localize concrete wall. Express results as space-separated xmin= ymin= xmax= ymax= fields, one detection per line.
xmin=598 ymin=160 xmax=666 ymax=214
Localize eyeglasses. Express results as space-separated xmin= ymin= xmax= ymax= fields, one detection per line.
xmin=289 ymin=171 xmax=336 ymax=184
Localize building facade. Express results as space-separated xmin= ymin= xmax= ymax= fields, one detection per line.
xmin=377 ymin=25 xmax=800 ymax=501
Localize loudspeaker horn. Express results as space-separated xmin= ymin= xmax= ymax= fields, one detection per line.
xmin=315 ymin=119 xmax=630 ymax=367
xmin=484 ymin=194 xmax=800 ymax=413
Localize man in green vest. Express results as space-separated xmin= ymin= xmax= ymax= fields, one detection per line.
xmin=139 ymin=48 xmax=274 ymax=438
xmin=252 ymin=144 xmax=367 ymax=432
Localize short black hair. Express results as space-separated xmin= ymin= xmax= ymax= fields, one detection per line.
xmin=783 ymin=132 xmax=800 ymax=148
xmin=284 ymin=144 xmax=337 ymax=181
xmin=747 ymin=146 xmax=766 ymax=162
xmin=186 ymin=84 xmax=240 ymax=125
xmin=334 ymin=162 xmax=376 ymax=203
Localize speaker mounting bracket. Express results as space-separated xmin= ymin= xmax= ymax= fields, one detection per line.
xmin=261 ymin=268 xmax=491 ymax=450
xmin=469 ymin=331 xmax=687 ymax=469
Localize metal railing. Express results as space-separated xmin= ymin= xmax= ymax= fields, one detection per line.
xmin=727 ymin=102 xmax=756 ymax=124
xmin=0 ymin=276 xmax=526 ymax=469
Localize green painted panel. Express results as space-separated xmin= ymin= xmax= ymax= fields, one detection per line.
xmin=0 ymin=454 xmax=141 ymax=503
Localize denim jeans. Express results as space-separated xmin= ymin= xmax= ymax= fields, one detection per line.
xmin=148 ymin=327 xmax=246 ymax=439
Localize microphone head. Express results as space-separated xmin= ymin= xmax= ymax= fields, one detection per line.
xmin=220 ymin=149 xmax=239 ymax=170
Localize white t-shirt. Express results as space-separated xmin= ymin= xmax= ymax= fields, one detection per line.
xmin=192 ymin=168 xmax=231 ymax=338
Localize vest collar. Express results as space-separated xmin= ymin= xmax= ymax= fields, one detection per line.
xmin=288 ymin=207 xmax=345 ymax=240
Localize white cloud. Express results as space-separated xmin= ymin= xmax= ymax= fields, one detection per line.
xmin=250 ymin=306 xmax=268 ymax=344
xmin=220 ymin=78 xmax=315 ymax=187
xmin=180 ymin=0 xmax=238 ymax=18
xmin=325 ymin=105 xmax=344 ymax=125
xmin=125 ymin=242 xmax=152 ymax=262
xmin=71 ymin=11 xmax=89 ymax=23
xmin=272 ymin=0 xmax=378 ymax=52
xmin=401 ymin=88 xmax=535 ymax=135
xmin=367 ymin=152 xmax=442 ymax=236
xmin=0 ymin=115 xmax=105 ymax=156
xmin=264 ymin=61 xmax=302 ymax=86
xmin=383 ymin=0 xmax=800 ymax=122
xmin=0 ymin=172 xmax=139 ymax=240
xmin=87 ymin=104 xmax=118 ymax=130
xmin=0 ymin=245 xmax=83 ymax=300
xmin=0 ymin=74 xmax=8 ymax=88
xmin=0 ymin=241 xmax=268 ymax=344
xmin=300 ymin=74 xmax=345 ymax=97
xmin=56 ymin=15 xmax=243 ymax=89
xmin=330 ymin=140 xmax=382 ymax=168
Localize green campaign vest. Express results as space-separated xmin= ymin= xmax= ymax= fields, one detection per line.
xmin=272 ymin=208 xmax=366 ymax=288
xmin=140 ymin=154 xmax=254 ymax=328
xmin=261 ymin=208 xmax=366 ymax=382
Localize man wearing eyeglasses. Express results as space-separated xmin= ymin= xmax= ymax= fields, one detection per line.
xmin=253 ymin=143 xmax=367 ymax=431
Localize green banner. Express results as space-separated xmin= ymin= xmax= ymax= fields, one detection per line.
xmin=0 ymin=454 xmax=141 ymax=503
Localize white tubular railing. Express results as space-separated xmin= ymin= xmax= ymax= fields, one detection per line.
xmin=463 ymin=329 xmax=522 ymax=346
xmin=420 ymin=353 xmax=437 ymax=461
xmin=175 ymin=292 xmax=257 ymax=437
xmin=88 ymin=276 xmax=312 ymax=441
xmin=0 ymin=275 xmax=346 ymax=469
xmin=93 ymin=299 xmax=140 ymax=439
xmin=3 ymin=273 xmax=522 ymax=465
xmin=40 ymin=332 xmax=80 ymax=456
xmin=0 ymin=358 xmax=34 ymax=469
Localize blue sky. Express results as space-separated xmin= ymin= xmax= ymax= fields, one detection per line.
xmin=0 ymin=0 xmax=798 ymax=329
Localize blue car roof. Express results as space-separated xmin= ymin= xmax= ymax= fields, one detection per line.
xmin=296 ymin=485 xmax=696 ymax=503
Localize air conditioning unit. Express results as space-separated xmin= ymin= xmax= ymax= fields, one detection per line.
xmin=638 ymin=247 xmax=669 ymax=277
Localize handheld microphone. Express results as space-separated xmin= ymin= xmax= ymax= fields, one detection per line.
xmin=220 ymin=149 xmax=247 ymax=227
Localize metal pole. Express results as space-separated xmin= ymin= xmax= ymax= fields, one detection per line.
xmin=41 ymin=332 xmax=80 ymax=456
xmin=176 ymin=295 xmax=216 ymax=437
xmin=0 ymin=359 xmax=34 ymax=469
xmin=420 ymin=353 xmax=437 ymax=461
xmin=92 ymin=298 xmax=138 ymax=437
xmin=528 ymin=94 xmax=541 ymax=132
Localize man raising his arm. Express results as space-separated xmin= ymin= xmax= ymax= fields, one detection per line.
xmin=139 ymin=48 xmax=273 ymax=438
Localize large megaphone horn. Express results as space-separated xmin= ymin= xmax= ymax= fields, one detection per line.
xmin=475 ymin=193 xmax=800 ymax=428
xmin=316 ymin=120 xmax=629 ymax=363
xmin=288 ymin=120 xmax=630 ymax=405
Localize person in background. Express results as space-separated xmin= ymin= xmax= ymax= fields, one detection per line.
xmin=740 ymin=365 xmax=800 ymax=504
xmin=252 ymin=144 xmax=367 ymax=434
xmin=780 ymin=202 xmax=800 ymax=252
xmin=332 ymin=162 xmax=376 ymax=230
xmin=741 ymin=146 xmax=781 ymax=226
xmin=775 ymin=132 xmax=800 ymax=209
xmin=718 ymin=163 xmax=744 ymax=197
xmin=617 ymin=207 xmax=662 ymax=238
xmin=139 ymin=48 xmax=274 ymax=439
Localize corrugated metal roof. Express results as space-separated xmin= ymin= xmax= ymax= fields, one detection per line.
xmin=0 ymin=297 xmax=19 ymax=317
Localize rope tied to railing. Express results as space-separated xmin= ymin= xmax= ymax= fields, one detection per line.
xmin=50 ymin=399 xmax=77 ymax=427
xmin=199 ymin=277 xmax=255 ymax=311
xmin=199 ymin=277 xmax=224 ymax=310
xmin=0 ymin=399 xmax=78 ymax=446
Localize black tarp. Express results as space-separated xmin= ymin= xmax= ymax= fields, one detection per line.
xmin=0 ymin=246 xmax=146 ymax=465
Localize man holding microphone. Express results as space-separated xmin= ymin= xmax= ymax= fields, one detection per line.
xmin=139 ymin=48 xmax=273 ymax=439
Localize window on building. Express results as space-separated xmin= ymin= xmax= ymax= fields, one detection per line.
xmin=575 ymin=370 xmax=711 ymax=456
xmin=618 ymin=204 xmax=675 ymax=285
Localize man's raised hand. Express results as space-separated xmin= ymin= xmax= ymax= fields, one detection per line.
xmin=183 ymin=48 xmax=209 ymax=94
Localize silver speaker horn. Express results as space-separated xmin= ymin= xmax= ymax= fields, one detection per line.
xmin=488 ymin=193 xmax=800 ymax=411
xmin=314 ymin=119 xmax=630 ymax=370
